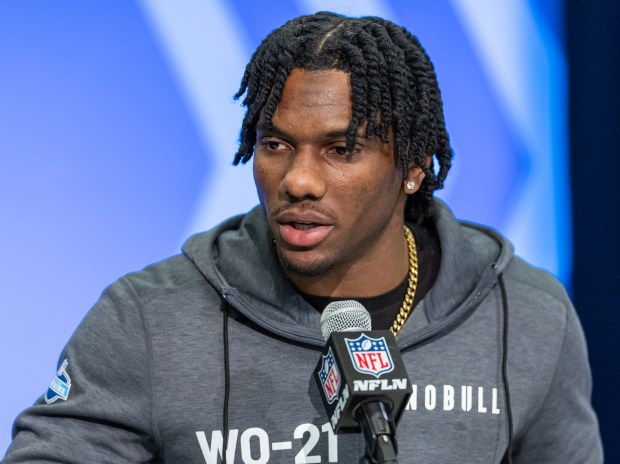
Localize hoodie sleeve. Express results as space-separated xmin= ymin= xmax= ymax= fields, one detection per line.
xmin=2 ymin=278 xmax=159 ymax=463
xmin=511 ymin=301 xmax=603 ymax=463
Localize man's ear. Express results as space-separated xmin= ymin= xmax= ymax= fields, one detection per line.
xmin=402 ymin=155 xmax=430 ymax=194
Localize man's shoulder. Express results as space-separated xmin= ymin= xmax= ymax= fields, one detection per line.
xmin=504 ymin=255 xmax=569 ymax=304
xmin=447 ymin=205 xmax=569 ymax=306
xmin=108 ymin=248 xmax=217 ymax=312
xmin=501 ymin=255 xmax=575 ymax=335
xmin=124 ymin=252 xmax=206 ymax=294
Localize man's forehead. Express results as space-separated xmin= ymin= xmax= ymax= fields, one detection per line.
xmin=277 ymin=69 xmax=352 ymax=107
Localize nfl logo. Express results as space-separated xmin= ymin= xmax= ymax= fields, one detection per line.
xmin=345 ymin=334 xmax=394 ymax=378
xmin=45 ymin=359 xmax=72 ymax=404
xmin=318 ymin=347 xmax=341 ymax=404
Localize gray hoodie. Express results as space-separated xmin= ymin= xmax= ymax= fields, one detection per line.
xmin=3 ymin=201 xmax=602 ymax=463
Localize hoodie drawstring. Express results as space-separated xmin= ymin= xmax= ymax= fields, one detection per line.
xmin=222 ymin=299 xmax=231 ymax=464
xmin=499 ymin=274 xmax=514 ymax=463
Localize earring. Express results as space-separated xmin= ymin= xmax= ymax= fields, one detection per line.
xmin=405 ymin=181 xmax=415 ymax=191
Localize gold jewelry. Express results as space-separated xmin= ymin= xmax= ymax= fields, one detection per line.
xmin=390 ymin=225 xmax=418 ymax=336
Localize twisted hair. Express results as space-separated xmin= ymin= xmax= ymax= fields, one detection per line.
xmin=234 ymin=12 xmax=453 ymax=221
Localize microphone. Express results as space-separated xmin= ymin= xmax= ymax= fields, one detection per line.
xmin=314 ymin=301 xmax=412 ymax=464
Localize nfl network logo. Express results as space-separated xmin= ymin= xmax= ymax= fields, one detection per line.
xmin=345 ymin=334 xmax=394 ymax=378
xmin=318 ymin=347 xmax=341 ymax=404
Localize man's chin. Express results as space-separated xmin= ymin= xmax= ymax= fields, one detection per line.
xmin=276 ymin=249 xmax=336 ymax=278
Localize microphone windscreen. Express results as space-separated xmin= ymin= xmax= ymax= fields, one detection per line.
xmin=320 ymin=300 xmax=372 ymax=341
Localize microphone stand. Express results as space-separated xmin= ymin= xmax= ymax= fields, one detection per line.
xmin=355 ymin=401 xmax=399 ymax=464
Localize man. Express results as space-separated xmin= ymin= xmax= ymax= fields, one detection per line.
xmin=4 ymin=12 xmax=602 ymax=463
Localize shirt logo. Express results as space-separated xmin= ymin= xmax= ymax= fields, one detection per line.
xmin=345 ymin=334 xmax=394 ymax=378
xmin=45 ymin=359 xmax=72 ymax=404
xmin=318 ymin=347 xmax=341 ymax=404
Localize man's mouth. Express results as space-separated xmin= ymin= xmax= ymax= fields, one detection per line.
xmin=277 ymin=222 xmax=334 ymax=247
xmin=274 ymin=208 xmax=335 ymax=247
xmin=288 ymin=221 xmax=320 ymax=231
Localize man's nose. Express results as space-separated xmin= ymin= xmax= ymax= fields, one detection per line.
xmin=278 ymin=148 xmax=326 ymax=201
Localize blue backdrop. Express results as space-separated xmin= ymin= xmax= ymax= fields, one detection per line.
xmin=0 ymin=0 xmax=570 ymax=456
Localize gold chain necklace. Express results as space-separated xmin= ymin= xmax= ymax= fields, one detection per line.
xmin=390 ymin=225 xmax=419 ymax=336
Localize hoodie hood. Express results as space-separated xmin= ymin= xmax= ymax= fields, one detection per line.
xmin=182 ymin=199 xmax=514 ymax=348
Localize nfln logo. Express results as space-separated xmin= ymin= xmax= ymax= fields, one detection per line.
xmin=345 ymin=334 xmax=394 ymax=378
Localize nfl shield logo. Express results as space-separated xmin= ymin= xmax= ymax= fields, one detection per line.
xmin=345 ymin=334 xmax=394 ymax=378
xmin=318 ymin=347 xmax=341 ymax=404
xmin=45 ymin=359 xmax=72 ymax=404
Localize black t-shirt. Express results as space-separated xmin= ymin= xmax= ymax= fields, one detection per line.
xmin=300 ymin=219 xmax=441 ymax=330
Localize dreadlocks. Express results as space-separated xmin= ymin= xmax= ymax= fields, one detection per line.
xmin=233 ymin=11 xmax=453 ymax=221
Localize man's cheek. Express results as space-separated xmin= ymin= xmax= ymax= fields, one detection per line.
xmin=253 ymin=163 xmax=271 ymax=201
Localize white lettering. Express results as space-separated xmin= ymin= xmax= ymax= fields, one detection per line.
xmin=406 ymin=384 xmax=418 ymax=410
xmin=321 ymin=422 xmax=339 ymax=462
xmin=196 ymin=429 xmax=238 ymax=464
xmin=403 ymin=384 xmax=503 ymax=415
xmin=443 ymin=385 xmax=455 ymax=411
xmin=477 ymin=387 xmax=488 ymax=413
xmin=461 ymin=386 xmax=473 ymax=412
xmin=393 ymin=378 xmax=407 ymax=390
xmin=353 ymin=380 xmax=368 ymax=391
xmin=197 ymin=422 xmax=340 ymax=463
xmin=354 ymin=379 xmax=409 ymax=392
xmin=424 ymin=385 xmax=437 ymax=410
xmin=492 ymin=388 xmax=501 ymax=414
xmin=240 ymin=427 xmax=270 ymax=464
xmin=271 ymin=441 xmax=292 ymax=451
xmin=294 ymin=424 xmax=320 ymax=463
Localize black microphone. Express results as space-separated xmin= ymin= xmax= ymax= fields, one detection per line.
xmin=314 ymin=301 xmax=412 ymax=464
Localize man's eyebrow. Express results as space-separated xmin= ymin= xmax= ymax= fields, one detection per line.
xmin=256 ymin=123 xmax=289 ymax=138
xmin=326 ymin=128 xmax=375 ymax=140
xmin=324 ymin=128 xmax=350 ymax=138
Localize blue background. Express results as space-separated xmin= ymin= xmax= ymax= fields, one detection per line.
xmin=1 ymin=0 xmax=616 ymax=459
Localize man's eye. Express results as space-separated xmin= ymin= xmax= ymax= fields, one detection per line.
xmin=263 ymin=141 xmax=285 ymax=150
xmin=332 ymin=146 xmax=357 ymax=157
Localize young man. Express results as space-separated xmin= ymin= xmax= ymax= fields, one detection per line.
xmin=4 ymin=12 xmax=602 ymax=463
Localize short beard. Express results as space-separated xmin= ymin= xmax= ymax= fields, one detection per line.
xmin=276 ymin=247 xmax=337 ymax=278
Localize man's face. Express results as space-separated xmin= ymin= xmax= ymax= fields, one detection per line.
xmin=253 ymin=68 xmax=407 ymax=281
